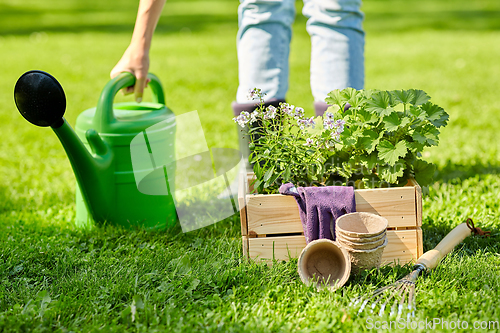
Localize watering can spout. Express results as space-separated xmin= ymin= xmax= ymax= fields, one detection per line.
xmin=54 ymin=120 xmax=115 ymax=221
xmin=14 ymin=70 xmax=114 ymax=223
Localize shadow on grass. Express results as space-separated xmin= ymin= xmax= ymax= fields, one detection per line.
xmin=0 ymin=0 xmax=237 ymax=36
xmin=421 ymin=219 xmax=499 ymax=255
xmin=365 ymin=9 xmax=500 ymax=33
xmin=433 ymin=160 xmax=500 ymax=184
xmin=0 ymin=0 xmax=499 ymax=36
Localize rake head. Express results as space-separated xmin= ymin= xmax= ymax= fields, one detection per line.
xmin=350 ymin=264 xmax=425 ymax=318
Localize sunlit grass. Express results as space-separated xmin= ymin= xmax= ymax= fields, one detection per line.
xmin=0 ymin=0 xmax=499 ymax=331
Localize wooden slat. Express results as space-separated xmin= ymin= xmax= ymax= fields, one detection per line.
xmin=246 ymin=195 xmax=303 ymax=235
xmin=248 ymin=235 xmax=306 ymax=262
xmin=242 ymin=236 xmax=249 ymax=259
xmin=380 ymin=229 xmax=419 ymax=265
xmin=354 ymin=187 xmax=417 ymax=228
xmin=407 ymin=178 xmax=423 ymax=227
xmin=417 ymin=227 xmax=424 ymax=258
xmin=248 ymin=229 xmax=420 ymax=265
xmin=415 ymin=185 xmax=423 ymax=227
xmin=238 ymin=172 xmax=248 ymax=236
xmin=246 ymin=186 xmax=417 ymax=235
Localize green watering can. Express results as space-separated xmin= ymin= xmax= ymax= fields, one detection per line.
xmin=14 ymin=70 xmax=177 ymax=230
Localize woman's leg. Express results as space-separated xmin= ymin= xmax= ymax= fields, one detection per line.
xmin=302 ymin=0 xmax=365 ymax=114
xmin=236 ymin=0 xmax=296 ymax=103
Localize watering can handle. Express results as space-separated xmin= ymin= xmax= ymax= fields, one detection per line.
xmin=93 ymin=72 xmax=166 ymax=132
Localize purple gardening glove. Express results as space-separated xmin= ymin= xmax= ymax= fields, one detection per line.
xmin=279 ymin=183 xmax=356 ymax=243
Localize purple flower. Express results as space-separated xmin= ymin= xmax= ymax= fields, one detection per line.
xmin=324 ymin=112 xmax=335 ymax=120
xmin=304 ymin=138 xmax=315 ymax=146
xmin=323 ymin=118 xmax=335 ymax=130
xmin=247 ymin=88 xmax=262 ymax=101
xmin=293 ymin=107 xmax=305 ymax=119
xmin=249 ymin=110 xmax=259 ymax=124
xmin=297 ymin=117 xmax=316 ymax=130
xmin=233 ymin=111 xmax=250 ymax=128
xmin=280 ymin=103 xmax=295 ymax=116
xmin=264 ymin=105 xmax=277 ymax=119
xmin=335 ymin=119 xmax=345 ymax=133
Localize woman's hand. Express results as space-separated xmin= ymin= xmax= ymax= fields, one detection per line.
xmin=110 ymin=44 xmax=150 ymax=103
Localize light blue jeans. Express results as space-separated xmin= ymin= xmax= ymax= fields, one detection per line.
xmin=236 ymin=0 xmax=365 ymax=103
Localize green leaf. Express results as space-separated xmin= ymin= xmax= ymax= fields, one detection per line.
xmin=421 ymin=102 xmax=449 ymax=127
xmin=342 ymin=88 xmax=363 ymax=108
xmin=409 ymin=105 xmax=427 ymax=120
xmin=383 ymin=113 xmax=402 ymax=132
xmin=377 ymin=140 xmax=408 ymax=165
xmin=325 ymin=89 xmax=347 ymax=107
xmin=341 ymin=127 xmax=357 ymax=146
xmin=366 ymin=91 xmax=394 ymax=117
xmin=400 ymin=117 xmax=411 ymax=128
xmin=337 ymin=162 xmax=353 ymax=179
xmin=251 ymin=179 xmax=262 ymax=193
xmin=359 ymin=130 xmax=381 ymax=153
xmin=391 ymin=89 xmax=415 ymax=105
xmin=357 ymin=108 xmax=379 ymax=124
xmin=253 ymin=160 xmax=262 ymax=179
xmin=410 ymin=89 xmax=431 ymax=106
xmin=408 ymin=141 xmax=425 ymax=153
xmin=412 ymin=125 xmax=440 ymax=146
xmin=413 ymin=159 xmax=436 ymax=187
xmin=283 ymin=165 xmax=291 ymax=181
xmin=263 ymin=165 xmax=275 ymax=182
xmin=358 ymin=153 xmax=379 ymax=170
xmin=379 ymin=161 xmax=405 ymax=183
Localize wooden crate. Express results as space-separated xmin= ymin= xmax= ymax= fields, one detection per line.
xmin=238 ymin=173 xmax=423 ymax=265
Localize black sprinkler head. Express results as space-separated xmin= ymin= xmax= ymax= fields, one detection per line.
xmin=14 ymin=70 xmax=66 ymax=128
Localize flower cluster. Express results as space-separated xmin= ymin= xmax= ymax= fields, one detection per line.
xmin=297 ymin=117 xmax=316 ymax=130
xmin=263 ymin=105 xmax=277 ymax=120
xmin=233 ymin=111 xmax=250 ymax=128
xmin=304 ymin=138 xmax=315 ymax=146
xmin=324 ymin=112 xmax=345 ymax=140
xmin=247 ymin=88 xmax=263 ymax=101
xmin=293 ymin=107 xmax=304 ymax=119
xmin=281 ymin=103 xmax=295 ymax=116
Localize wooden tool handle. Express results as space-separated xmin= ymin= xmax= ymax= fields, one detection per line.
xmin=416 ymin=223 xmax=471 ymax=270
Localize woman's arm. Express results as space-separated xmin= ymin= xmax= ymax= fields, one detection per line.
xmin=110 ymin=0 xmax=166 ymax=102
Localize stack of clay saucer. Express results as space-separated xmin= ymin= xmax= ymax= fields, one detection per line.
xmin=334 ymin=212 xmax=388 ymax=274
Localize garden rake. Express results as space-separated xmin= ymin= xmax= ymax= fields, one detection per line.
xmin=351 ymin=219 xmax=489 ymax=318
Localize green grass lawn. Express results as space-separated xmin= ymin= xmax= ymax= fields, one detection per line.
xmin=1 ymin=0 xmax=499 ymax=331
